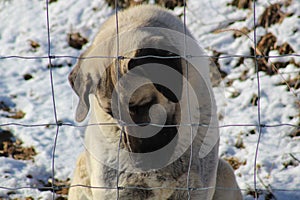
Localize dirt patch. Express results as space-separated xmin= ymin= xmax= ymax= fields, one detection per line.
xmin=23 ymin=73 xmax=34 ymax=81
xmin=0 ymin=129 xmax=37 ymax=161
xmin=47 ymin=63 xmax=64 ymax=69
xmin=46 ymin=60 xmax=73 ymax=69
xmin=67 ymin=32 xmax=88 ymax=50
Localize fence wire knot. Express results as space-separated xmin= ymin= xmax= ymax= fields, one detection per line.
xmin=49 ymin=55 xmax=56 ymax=59
xmin=260 ymin=124 xmax=266 ymax=128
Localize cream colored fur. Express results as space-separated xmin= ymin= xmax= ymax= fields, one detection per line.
xmin=68 ymin=5 xmax=242 ymax=200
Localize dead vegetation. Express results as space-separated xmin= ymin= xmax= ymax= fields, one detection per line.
xmin=255 ymin=33 xmax=294 ymax=57
xmin=235 ymin=136 xmax=245 ymax=149
xmin=251 ymin=32 xmax=297 ymax=75
xmin=0 ymin=126 xmax=70 ymax=200
xmin=228 ymin=0 xmax=253 ymax=9
xmin=233 ymin=27 xmax=251 ymax=38
xmin=0 ymin=129 xmax=37 ymax=161
xmin=212 ymin=1 xmax=298 ymax=78
xmin=67 ymin=32 xmax=88 ymax=50
xmin=223 ymin=156 xmax=247 ymax=170
xmin=256 ymin=33 xmax=277 ymax=58
xmin=257 ymin=3 xmax=287 ymax=28
xmin=28 ymin=40 xmax=40 ymax=52
xmin=38 ymin=178 xmax=70 ymax=199
xmin=0 ymin=99 xmax=26 ymax=119
xmin=246 ymin=187 xmax=277 ymax=200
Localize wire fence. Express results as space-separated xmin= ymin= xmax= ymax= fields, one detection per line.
xmin=0 ymin=0 xmax=299 ymax=199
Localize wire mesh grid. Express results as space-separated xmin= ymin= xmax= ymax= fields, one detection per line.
xmin=0 ymin=0 xmax=299 ymax=199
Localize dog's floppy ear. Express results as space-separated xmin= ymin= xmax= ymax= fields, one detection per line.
xmin=69 ymin=57 xmax=95 ymax=122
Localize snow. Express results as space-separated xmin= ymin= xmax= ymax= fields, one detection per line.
xmin=0 ymin=0 xmax=299 ymax=199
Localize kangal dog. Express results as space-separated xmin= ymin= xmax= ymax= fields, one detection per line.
xmin=68 ymin=4 xmax=242 ymax=200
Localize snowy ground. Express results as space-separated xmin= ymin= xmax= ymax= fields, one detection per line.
xmin=0 ymin=0 xmax=299 ymax=199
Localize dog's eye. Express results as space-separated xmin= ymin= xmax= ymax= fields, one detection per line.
xmin=129 ymin=105 xmax=141 ymax=114
xmin=129 ymin=100 xmax=154 ymax=115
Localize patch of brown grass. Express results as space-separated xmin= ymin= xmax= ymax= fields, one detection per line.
xmin=223 ymin=156 xmax=246 ymax=170
xmin=0 ymin=129 xmax=37 ymax=161
xmin=257 ymin=3 xmax=286 ymax=28
xmin=228 ymin=0 xmax=253 ymax=9
xmin=252 ymin=32 xmax=296 ymax=75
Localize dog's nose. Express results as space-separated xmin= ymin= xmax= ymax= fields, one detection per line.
xmin=124 ymin=126 xmax=178 ymax=153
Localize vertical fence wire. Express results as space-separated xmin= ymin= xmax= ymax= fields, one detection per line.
xmin=114 ymin=0 xmax=122 ymax=199
xmin=45 ymin=0 xmax=60 ymax=199
xmin=182 ymin=0 xmax=193 ymax=199
xmin=252 ymin=1 xmax=263 ymax=199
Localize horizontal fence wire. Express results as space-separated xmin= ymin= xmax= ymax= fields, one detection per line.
xmin=0 ymin=0 xmax=299 ymax=199
xmin=1 ymin=122 xmax=299 ymax=129
xmin=1 ymin=54 xmax=300 ymax=60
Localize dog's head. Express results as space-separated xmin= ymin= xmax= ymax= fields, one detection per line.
xmin=69 ymin=43 xmax=184 ymax=155
xmin=69 ymin=27 xmax=218 ymax=170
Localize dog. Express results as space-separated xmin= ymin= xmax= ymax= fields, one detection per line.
xmin=68 ymin=4 xmax=242 ymax=200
